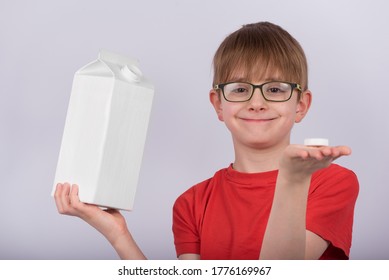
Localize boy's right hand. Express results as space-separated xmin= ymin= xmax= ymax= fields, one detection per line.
xmin=54 ymin=183 xmax=146 ymax=259
xmin=54 ymin=183 xmax=129 ymax=248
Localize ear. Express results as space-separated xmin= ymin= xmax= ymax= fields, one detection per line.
xmin=209 ymin=89 xmax=224 ymax=122
xmin=295 ymin=90 xmax=312 ymax=123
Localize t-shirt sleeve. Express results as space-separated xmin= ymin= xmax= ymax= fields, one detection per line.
xmin=306 ymin=164 xmax=359 ymax=258
xmin=172 ymin=189 xmax=201 ymax=257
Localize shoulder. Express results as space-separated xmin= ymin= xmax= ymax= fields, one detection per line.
xmin=313 ymin=164 xmax=358 ymax=183
xmin=173 ymin=167 xmax=227 ymax=210
xmin=310 ymin=163 xmax=359 ymax=198
xmin=172 ymin=167 xmax=228 ymax=232
xmin=175 ymin=168 xmax=226 ymax=205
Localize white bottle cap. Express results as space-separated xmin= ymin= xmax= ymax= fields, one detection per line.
xmin=304 ymin=138 xmax=329 ymax=146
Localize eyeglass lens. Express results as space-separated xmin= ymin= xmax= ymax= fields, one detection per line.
xmin=223 ymin=82 xmax=293 ymax=102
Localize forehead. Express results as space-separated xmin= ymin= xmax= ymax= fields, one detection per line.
xmin=213 ymin=42 xmax=304 ymax=87
xmin=224 ymin=62 xmax=286 ymax=83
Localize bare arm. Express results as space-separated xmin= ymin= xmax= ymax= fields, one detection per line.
xmin=260 ymin=145 xmax=351 ymax=259
xmin=54 ymin=183 xmax=146 ymax=260
xmin=178 ymin=254 xmax=200 ymax=260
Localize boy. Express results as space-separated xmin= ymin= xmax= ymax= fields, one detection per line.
xmin=54 ymin=22 xmax=359 ymax=260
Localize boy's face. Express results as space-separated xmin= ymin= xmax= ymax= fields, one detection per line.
xmin=210 ymin=76 xmax=311 ymax=149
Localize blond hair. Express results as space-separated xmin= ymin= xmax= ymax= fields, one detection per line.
xmin=212 ymin=22 xmax=308 ymax=91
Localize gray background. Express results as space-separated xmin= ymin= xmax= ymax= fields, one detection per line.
xmin=1 ymin=0 xmax=388 ymax=259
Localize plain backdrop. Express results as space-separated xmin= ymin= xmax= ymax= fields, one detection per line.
xmin=1 ymin=0 xmax=388 ymax=259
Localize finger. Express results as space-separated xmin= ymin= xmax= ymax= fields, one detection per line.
xmin=286 ymin=146 xmax=309 ymax=159
xmin=332 ymin=147 xmax=351 ymax=161
xmin=324 ymin=146 xmax=351 ymax=161
xmin=69 ymin=184 xmax=81 ymax=208
xmin=305 ymin=148 xmax=327 ymax=160
xmin=69 ymin=184 xmax=93 ymax=219
xmin=55 ymin=182 xmax=70 ymax=214
xmin=336 ymin=145 xmax=352 ymax=156
xmin=60 ymin=182 xmax=73 ymax=214
xmin=319 ymin=146 xmax=334 ymax=157
xmin=54 ymin=183 xmax=65 ymax=213
xmin=70 ymin=184 xmax=84 ymax=211
xmin=313 ymin=145 xmax=351 ymax=160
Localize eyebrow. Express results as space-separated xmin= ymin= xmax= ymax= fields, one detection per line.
xmin=228 ymin=76 xmax=282 ymax=83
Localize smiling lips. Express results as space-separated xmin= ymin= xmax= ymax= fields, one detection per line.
xmin=239 ymin=117 xmax=276 ymax=122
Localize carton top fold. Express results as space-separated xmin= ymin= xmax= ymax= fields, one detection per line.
xmin=76 ymin=50 xmax=152 ymax=87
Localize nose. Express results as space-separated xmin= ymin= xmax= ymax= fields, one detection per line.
xmin=247 ymin=88 xmax=268 ymax=111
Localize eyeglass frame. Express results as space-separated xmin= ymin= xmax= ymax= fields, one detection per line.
xmin=214 ymin=81 xmax=302 ymax=102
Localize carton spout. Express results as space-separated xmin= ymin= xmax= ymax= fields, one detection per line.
xmin=121 ymin=64 xmax=142 ymax=82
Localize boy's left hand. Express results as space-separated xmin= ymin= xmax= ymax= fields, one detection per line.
xmin=279 ymin=145 xmax=352 ymax=180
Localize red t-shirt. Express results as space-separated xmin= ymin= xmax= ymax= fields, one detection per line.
xmin=173 ymin=163 xmax=359 ymax=259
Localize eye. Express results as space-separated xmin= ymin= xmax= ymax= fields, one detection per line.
xmin=265 ymin=82 xmax=289 ymax=94
xmin=228 ymin=83 xmax=251 ymax=94
xmin=268 ymin=87 xmax=282 ymax=93
xmin=233 ymin=87 xmax=248 ymax=93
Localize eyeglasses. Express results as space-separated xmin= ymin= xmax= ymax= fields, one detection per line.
xmin=214 ymin=81 xmax=302 ymax=102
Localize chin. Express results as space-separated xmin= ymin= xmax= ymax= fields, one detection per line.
xmin=248 ymin=141 xmax=274 ymax=149
xmin=237 ymin=137 xmax=274 ymax=149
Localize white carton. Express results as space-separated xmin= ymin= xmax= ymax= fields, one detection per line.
xmin=52 ymin=50 xmax=154 ymax=211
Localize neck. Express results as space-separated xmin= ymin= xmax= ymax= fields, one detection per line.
xmin=232 ymin=139 xmax=289 ymax=173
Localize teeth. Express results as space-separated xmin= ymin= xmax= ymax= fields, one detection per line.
xmin=304 ymin=138 xmax=329 ymax=146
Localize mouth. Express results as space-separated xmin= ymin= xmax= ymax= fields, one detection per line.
xmin=239 ymin=117 xmax=276 ymax=123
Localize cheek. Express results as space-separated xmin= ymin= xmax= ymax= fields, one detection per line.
xmin=219 ymin=103 xmax=240 ymax=122
xmin=279 ymin=105 xmax=299 ymax=126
